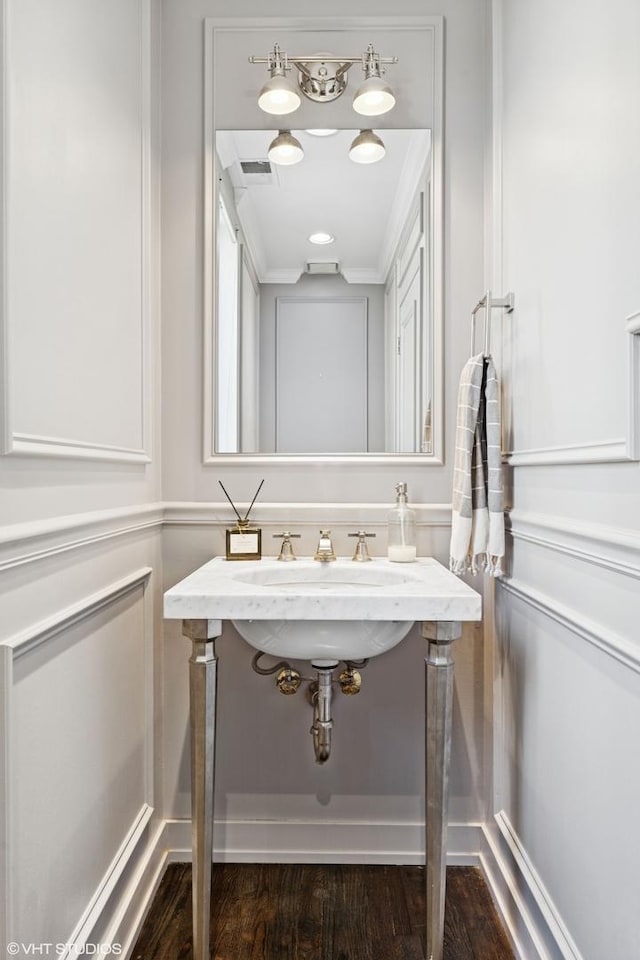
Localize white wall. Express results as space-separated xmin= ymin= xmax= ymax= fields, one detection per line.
xmin=4 ymin=0 xmax=638 ymax=950
xmin=0 ymin=1 xmax=164 ymax=953
xmin=161 ymin=0 xmax=488 ymax=504
xmin=0 ymin=0 xmax=162 ymax=524
xmin=160 ymin=0 xmax=492 ymax=867
xmin=489 ymin=1 xmax=640 ymax=956
xmin=0 ymin=0 xmax=496 ymax=946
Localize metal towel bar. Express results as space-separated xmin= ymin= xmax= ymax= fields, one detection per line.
xmin=470 ymin=289 xmax=515 ymax=356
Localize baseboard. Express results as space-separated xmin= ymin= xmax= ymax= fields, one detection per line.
xmin=111 ymin=817 xmax=484 ymax=956
xmin=103 ymin=819 xmax=172 ymax=960
xmin=111 ymin=815 xmax=581 ymax=960
xmin=159 ymin=817 xmax=484 ymax=866
xmin=55 ymin=805 xmax=162 ymax=959
xmin=480 ymin=813 xmax=584 ymax=960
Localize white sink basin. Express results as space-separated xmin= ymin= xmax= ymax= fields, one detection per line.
xmin=229 ymin=560 xmax=424 ymax=592
xmin=164 ymin=557 xmax=481 ymax=664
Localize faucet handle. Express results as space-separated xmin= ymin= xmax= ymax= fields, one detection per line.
xmin=273 ymin=531 xmax=300 ymax=561
xmin=348 ymin=530 xmax=376 ymax=562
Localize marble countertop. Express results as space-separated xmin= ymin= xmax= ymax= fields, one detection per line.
xmin=164 ymin=556 xmax=482 ymax=623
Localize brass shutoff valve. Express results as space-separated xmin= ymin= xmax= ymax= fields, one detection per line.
xmin=276 ymin=668 xmax=302 ymax=695
xmin=339 ymin=668 xmax=362 ymax=695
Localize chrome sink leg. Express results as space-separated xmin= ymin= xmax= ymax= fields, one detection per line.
xmin=422 ymin=620 xmax=461 ymax=960
xmin=183 ymin=618 xmax=222 ymax=960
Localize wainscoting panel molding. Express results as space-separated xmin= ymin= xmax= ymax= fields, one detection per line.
xmin=0 ymin=503 xmax=164 ymax=573
xmin=0 ymin=0 xmax=153 ymax=464
xmin=494 ymin=507 xmax=640 ymax=958
xmin=504 ymin=313 xmax=640 ymax=466
xmin=4 ymin=567 xmax=152 ymax=660
xmin=498 ymin=577 xmax=640 ymax=677
xmin=506 ymin=510 xmax=640 ymax=581
xmin=162 ymin=500 xmax=453 ymax=528
xmin=0 ymin=565 xmax=154 ymax=948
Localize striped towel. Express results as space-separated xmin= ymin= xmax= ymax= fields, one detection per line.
xmin=450 ymin=353 xmax=504 ymax=577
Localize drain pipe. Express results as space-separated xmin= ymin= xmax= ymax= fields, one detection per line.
xmin=310 ymin=665 xmax=335 ymax=764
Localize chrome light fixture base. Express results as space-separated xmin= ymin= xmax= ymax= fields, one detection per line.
xmin=296 ymin=56 xmax=348 ymax=104
xmin=250 ymin=43 xmax=397 ymax=115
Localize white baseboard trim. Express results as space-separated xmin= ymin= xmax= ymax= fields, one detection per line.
xmin=111 ymin=816 xmax=542 ymax=959
xmin=109 ymin=815 xmax=587 ymax=960
xmin=102 ymin=818 xmax=171 ymax=959
xmin=160 ymin=817 xmax=484 ymax=866
xmin=481 ymin=813 xmax=584 ymax=960
xmin=58 ymin=804 xmax=158 ymax=960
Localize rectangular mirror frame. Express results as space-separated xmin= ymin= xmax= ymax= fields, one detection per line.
xmin=202 ymin=16 xmax=444 ymax=465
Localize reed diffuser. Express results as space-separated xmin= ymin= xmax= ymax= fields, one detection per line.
xmin=219 ymin=479 xmax=264 ymax=560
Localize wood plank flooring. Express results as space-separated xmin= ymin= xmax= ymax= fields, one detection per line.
xmin=131 ymin=864 xmax=514 ymax=960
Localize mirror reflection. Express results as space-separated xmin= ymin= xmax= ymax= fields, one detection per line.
xmin=215 ymin=128 xmax=433 ymax=455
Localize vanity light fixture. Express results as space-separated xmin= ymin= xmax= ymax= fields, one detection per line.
xmin=250 ymin=43 xmax=397 ymax=113
xmin=305 ymin=129 xmax=339 ymax=137
xmin=267 ymin=130 xmax=304 ymax=166
xmin=352 ymin=45 xmax=396 ymax=116
xmin=349 ymin=129 xmax=386 ymax=164
xmin=256 ymin=44 xmax=302 ymax=115
xmin=308 ymin=232 xmax=335 ymax=245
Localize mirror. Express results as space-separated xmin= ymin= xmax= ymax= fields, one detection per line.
xmin=214 ymin=129 xmax=433 ymax=456
xmin=203 ymin=18 xmax=444 ymax=463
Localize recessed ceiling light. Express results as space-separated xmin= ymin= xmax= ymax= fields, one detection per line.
xmin=308 ymin=232 xmax=335 ymax=245
xmin=305 ymin=129 xmax=339 ymax=137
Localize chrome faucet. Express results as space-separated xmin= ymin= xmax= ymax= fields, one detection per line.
xmin=313 ymin=529 xmax=336 ymax=562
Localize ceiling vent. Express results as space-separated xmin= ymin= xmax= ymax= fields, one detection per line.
xmin=306 ymin=262 xmax=341 ymax=275
xmin=238 ymin=159 xmax=277 ymax=186
xmin=240 ymin=160 xmax=272 ymax=175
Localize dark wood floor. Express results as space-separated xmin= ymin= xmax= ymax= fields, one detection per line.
xmin=131 ymin=863 xmax=514 ymax=960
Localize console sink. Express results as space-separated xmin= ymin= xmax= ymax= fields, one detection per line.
xmin=164 ymin=556 xmax=481 ymax=664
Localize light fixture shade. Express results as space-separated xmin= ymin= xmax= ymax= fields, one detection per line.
xmin=258 ymin=74 xmax=301 ymax=115
xmin=349 ymin=129 xmax=386 ymax=164
xmin=352 ymin=76 xmax=396 ymax=116
xmin=268 ymin=130 xmax=304 ymax=166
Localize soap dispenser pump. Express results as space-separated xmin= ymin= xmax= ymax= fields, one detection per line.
xmin=387 ymin=482 xmax=417 ymax=562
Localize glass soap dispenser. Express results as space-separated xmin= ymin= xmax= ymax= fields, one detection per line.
xmin=387 ymin=482 xmax=417 ymax=562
